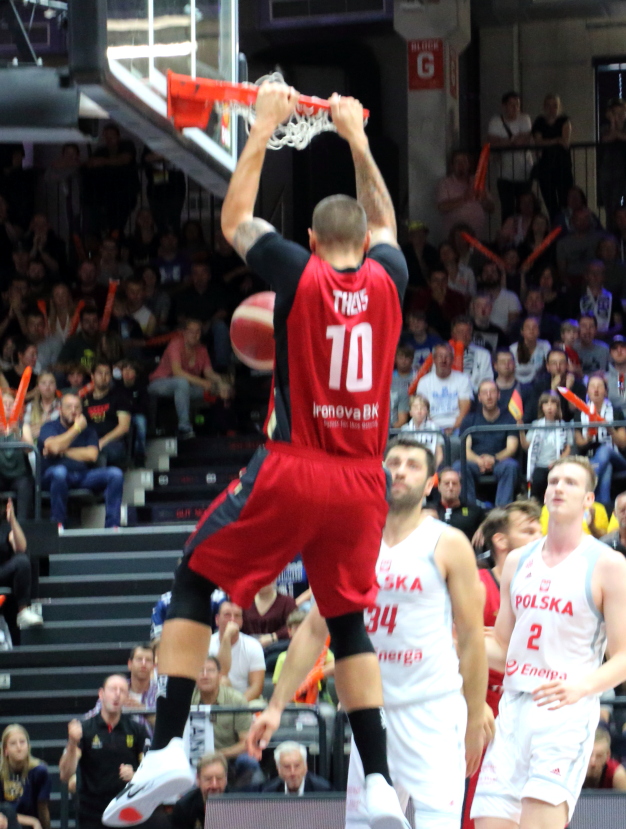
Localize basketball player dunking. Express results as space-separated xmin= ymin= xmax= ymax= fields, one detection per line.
xmin=472 ymin=456 xmax=626 ymax=829
xmin=249 ymin=437 xmax=489 ymax=829
xmin=104 ymin=83 xmax=409 ymax=829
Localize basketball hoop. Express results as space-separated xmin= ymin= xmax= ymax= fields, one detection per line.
xmin=167 ymin=70 xmax=369 ymax=150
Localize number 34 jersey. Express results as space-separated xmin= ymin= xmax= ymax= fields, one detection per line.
xmin=246 ymin=233 xmax=407 ymax=460
xmin=366 ymin=517 xmax=462 ymax=708
xmin=504 ymin=537 xmax=607 ymax=695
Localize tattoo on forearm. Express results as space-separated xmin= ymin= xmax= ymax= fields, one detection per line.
xmin=233 ymin=219 xmax=274 ymax=262
xmin=352 ymin=145 xmax=396 ymax=234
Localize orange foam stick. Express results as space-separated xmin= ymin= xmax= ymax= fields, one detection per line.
xmin=474 ymin=143 xmax=491 ymax=194
xmin=78 ymin=382 xmax=94 ymax=399
xmin=520 ymin=226 xmax=562 ymax=271
xmin=293 ymin=635 xmax=330 ymax=705
xmin=557 ymin=386 xmax=604 ymax=422
xmin=460 ymin=232 xmax=506 ymax=271
xmin=144 ymin=331 xmax=178 ymax=348
xmin=37 ymin=299 xmax=49 ymax=333
xmin=68 ymin=300 xmax=85 ymax=338
xmin=408 ymin=340 xmax=465 ymax=396
xmin=0 ymin=394 xmax=7 ymax=434
xmin=72 ymin=233 xmax=86 ymax=263
xmin=9 ymin=366 xmax=32 ymax=429
xmin=100 ymin=281 xmax=119 ymax=332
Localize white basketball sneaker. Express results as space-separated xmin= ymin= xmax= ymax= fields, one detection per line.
xmin=364 ymin=773 xmax=411 ymax=829
xmin=102 ymin=737 xmax=194 ymax=827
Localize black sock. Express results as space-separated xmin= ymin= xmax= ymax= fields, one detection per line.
xmin=347 ymin=707 xmax=392 ymax=785
xmin=151 ymin=676 xmax=196 ymax=750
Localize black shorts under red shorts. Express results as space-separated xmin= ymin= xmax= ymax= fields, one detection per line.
xmin=184 ymin=440 xmax=389 ymax=618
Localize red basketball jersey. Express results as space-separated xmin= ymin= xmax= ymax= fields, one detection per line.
xmin=266 ymin=253 xmax=404 ymax=459
xmin=479 ymin=567 xmax=504 ymax=714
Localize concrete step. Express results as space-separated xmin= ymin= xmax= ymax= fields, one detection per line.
xmin=39 ymin=572 xmax=173 ymax=599
xmin=40 ymin=595 xmax=159 ymax=623
xmin=49 ymin=551 xmax=180 ymax=577
xmin=2 ymin=664 xmax=127 ymax=691
xmin=20 ymin=618 xmax=150 ymax=646
xmin=58 ymin=526 xmax=193 ymax=554
xmin=0 ymin=642 xmax=138 ymax=669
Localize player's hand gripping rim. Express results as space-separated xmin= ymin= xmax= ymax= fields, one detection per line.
xmin=532 ymin=680 xmax=585 ymax=710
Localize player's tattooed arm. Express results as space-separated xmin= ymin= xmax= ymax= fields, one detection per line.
xmin=232 ymin=219 xmax=276 ymax=263
xmin=351 ymin=142 xmax=397 ymax=239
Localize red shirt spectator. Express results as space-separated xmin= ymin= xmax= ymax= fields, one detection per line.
xmin=149 ymin=332 xmax=211 ymax=382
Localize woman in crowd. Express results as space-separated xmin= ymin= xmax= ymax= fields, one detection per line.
xmin=535 ymin=265 xmax=564 ymax=317
xmin=0 ymin=341 xmax=38 ymax=401
xmin=438 ymin=240 xmax=476 ymax=297
xmin=47 ymin=283 xmax=76 ymax=342
xmin=518 ymin=213 xmax=555 ymax=278
xmin=22 ymin=373 xmax=59 ymax=444
xmin=520 ymin=390 xmax=573 ymax=500
xmin=510 ymin=191 xmax=541 ymax=246
xmin=531 ymin=93 xmax=573 ymax=220
xmin=510 ymin=316 xmax=551 ymax=384
xmin=0 ymin=724 xmax=50 ymax=829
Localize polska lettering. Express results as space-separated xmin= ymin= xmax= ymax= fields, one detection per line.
xmin=515 ymin=593 xmax=573 ymax=616
xmin=332 ymin=289 xmax=368 ymax=316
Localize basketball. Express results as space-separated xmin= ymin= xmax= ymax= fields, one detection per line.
xmin=230 ymin=291 xmax=276 ymax=371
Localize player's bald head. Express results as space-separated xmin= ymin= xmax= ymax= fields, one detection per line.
xmin=311 ymin=195 xmax=368 ymax=250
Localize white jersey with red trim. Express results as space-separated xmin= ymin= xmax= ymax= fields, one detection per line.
xmin=367 ymin=516 xmax=462 ymax=708
xmin=504 ymin=536 xmax=607 ymax=694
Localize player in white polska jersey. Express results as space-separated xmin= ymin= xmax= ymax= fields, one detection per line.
xmin=472 ymin=456 xmax=626 ymax=829
xmin=247 ymin=437 xmax=489 ymax=829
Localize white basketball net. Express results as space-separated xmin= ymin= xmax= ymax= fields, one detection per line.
xmin=215 ymin=72 xmax=343 ymax=150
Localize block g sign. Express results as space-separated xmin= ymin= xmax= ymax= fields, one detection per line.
xmin=408 ymin=39 xmax=444 ymax=90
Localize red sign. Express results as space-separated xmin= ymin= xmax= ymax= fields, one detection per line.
xmin=408 ymin=39 xmax=444 ymax=91
xmin=449 ymin=45 xmax=458 ymax=99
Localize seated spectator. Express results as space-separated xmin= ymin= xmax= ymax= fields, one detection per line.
xmin=38 ymin=394 xmax=123 ymax=528
xmin=72 ymin=262 xmax=108 ymax=316
xmin=470 ymin=294 xmax=509 ymax=356
xmin=0 ymin=277 xmax=28 ymax=344
xmin=607 ymin=335 xmax=626 ymax=411
xmin=554 ymin=185 xmax=602 ymax=237
xmin=558 ymin=319 xmax=582 ymax=372
xmin=96 ymin=237 xmax=133 ymax=284
xmin=583 ymin=728 xmax=626 ymax=790
xmin=141 ymin=265 xmax=170 ymax=333
xmin=400 ymin=220 xmax=439 ymax=290
xmin=600 ymin=490 xmax=626 ymax=555
xmin=82 ymin=361 xmax=131 ymax=468
xmin=0 ymin=395 xmax=33 ymax=520
xmin=574 ymin=259 xmax=622 ymax=336
xmin=524 ymin=348 xmax=586 ymax=424
xmin=173 ymin=262 xmax=231 ymax=372
xmin=450 ymin=315 xmax=493 ymax=394
xmin=127 ymin=208 xmax=159 ymax=269
xmin=63 ymin=364 xmax=89 ymax=396
xmin=0 ymin=498 xmax=41 ymax=628
xmin=0 ymin=724 xmax=50 ymax=829
xmin=574 ymin=374 xmax=626 ymax=512
xmin=433 ymin=467 xmax=484 ymax=540
xmin=400 ymin=311 xmax=441 ymax=373
xmin=262 ymin=742 xmax=331 ymax=795
xmin=410 ymin=268 xmax=467 ymax=340
xmin=449 ymin=222 xmax=482 ymax=272
xmin=1 ymin=340 xmax=38 ymax=400
xmin=436 ymin=150 xmax=494 ymax=240
xmin=24 ymin=213 xmax=66 ymax=279
xmin=510 ymin=192 xmax=542 ymax=248
xmin=154 ymin=230 xmax=190 ymax=287
xmin=416 ymin=342 xmax=472 ymax=435
xmin=209 ymin=601 xmax=265 ymax=701
xmin=536 ymin=266 xmax=565 ymax=319
xmin=47 ymin=283 xmax=76 ymax=342
xmin=123 ymin=277 xmax=156 ymax=339
xmin=25 ymin=261 xmax=50 ymax=304
xmin=191 ymin=657 xmax=253 ymax=762
xmin=596 ymin=235 xmax=626 ymax=305
xmin=438 ymin=241 xmax=476 ymax=298
xmin=148 ymin=319 xmax=231 ymax=440
xmin=574 ymin=313 xmax=609 ymax=374
xmin=58 ymin=675 xmax=149 ymax=829
xmin=520 ymin=391 xmax=573 ymax=501
xmin=390 ymin=345 xmax=413 ymax=429
xmin=454 ymin=379 xmax=519 ymax=506
xmin=400 ymin=394 xmax=444 ymax=468
xmin=116 ymin=361 xmax=149 ymax=467
xmin=493 ymin=348 xmax=522 ymax=413
xmin=57 ymin=306 xmax=101 ymax=375
xmin=22 ymin=372 xmax=60 ymax=443
xmin=0 ymin=337 xmax=14 ymax=374
xmin=242 ymin=582 xmax=296 ymax=648
xmin=556 ymin=207 xmax=604 ymax=289
xmin=509 ymin=287 xmax=561 ymax=345
xmin=170 ymin=753 xmax=228 ymax=829
xmin=510 ymin=317 xmax=551 ymax=385
xmin=478 ymin=261 xmax=522 ymax=334
xmin=23 ymin=309 xmax=62 ymax=374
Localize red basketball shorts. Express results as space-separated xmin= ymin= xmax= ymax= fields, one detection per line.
xmin=184 ymin=440 xmax=389 ymax=618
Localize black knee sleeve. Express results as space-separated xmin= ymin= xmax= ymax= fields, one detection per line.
xmin=166 ymin=559 xmax=216 ymax=627
xmin=326 ymin=611 xmax=375 ymax=661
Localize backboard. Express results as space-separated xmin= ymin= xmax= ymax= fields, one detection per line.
xmin=69 ymin=0 xmax=240 ymax=195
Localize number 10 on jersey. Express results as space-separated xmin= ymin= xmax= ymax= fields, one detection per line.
xmin=326 ymin=323 xmax=373 ymax=392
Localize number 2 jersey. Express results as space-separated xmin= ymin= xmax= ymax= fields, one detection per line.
xmin=504 ymin=536 xmax=607 ymax=694
xmin=365 ymin=516 xmax=462 ymax=708
xmin=246 ymin=233 xmax=407 ymax=459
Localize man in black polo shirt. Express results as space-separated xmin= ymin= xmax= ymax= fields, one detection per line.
xmin=59 ymin=674 xmax=149 ymax=829
xmin=432 ymin=467 xmax=484 ymax=541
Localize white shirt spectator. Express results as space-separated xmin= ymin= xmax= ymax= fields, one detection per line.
xmin=208 ymin=631 xmax=265 ymax=695
xmin=510 ymin=339 xmax=551 ymax=385
xmin=487 ymin=112 xmax=533 ymax=181
xmin=417 ymin=371 xmax=473 ymax=430
xmin=490 ymin=289 xmax=522 ymax=332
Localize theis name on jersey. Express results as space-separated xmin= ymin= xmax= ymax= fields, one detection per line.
xmin=333 ymin=289 xmax=368 ymax=316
